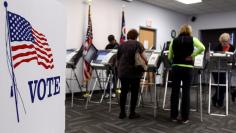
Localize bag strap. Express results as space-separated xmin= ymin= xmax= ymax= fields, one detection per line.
xmin=136 ymin=43 xmax=139 ymax=53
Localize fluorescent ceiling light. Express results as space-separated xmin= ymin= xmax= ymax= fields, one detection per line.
xmin=176 ymin=0 xmax=202 ymax=4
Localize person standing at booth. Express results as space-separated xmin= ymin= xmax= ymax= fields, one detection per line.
xmin=168 ymin=24 xmax=205 ymax=123
xmin=211 ymin=33 xmax=235 ymax=106
xmin=117 ymin=29 xmax=147 ymax=119
xmin=104 ymin=35 xmax=119 ymax=98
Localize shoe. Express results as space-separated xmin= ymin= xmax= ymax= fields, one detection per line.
xmin=116 ymin=88 xmax=121 ymax=94
xmin=83 ymin=92 xmax=90 ymax=97
xmin=112 ymin=93 xmax=116 ymax=98
xmin=119 ymin=112 xmax=126 ymax=119
xmin=129 ymin=113 xmax=140 ymax=119
xmin=104 ymin=93 xmax=109 ymax=99
xmin=171 ymin=118 xmax=178 ymax=122
xmin=181 ymin=119 xmax=189 ymax=124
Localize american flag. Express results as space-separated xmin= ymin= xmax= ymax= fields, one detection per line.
xmin=120 ymin=11 xmax=126 ymax=44
xmin=83 ymin=5 xmax=93 ymax=81
xmin=7 ymin=11 xmax=54 ymax=69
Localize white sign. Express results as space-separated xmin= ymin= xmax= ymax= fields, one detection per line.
xmin=146 ymin=19 xmax=152 ymax=27
xmin=144 ymin=40 xmax=149 ymax=49
xmin=194 ymin=54 xmax=204 ymax=68
xmin=0 ymin=0 xmax=66 ymax=133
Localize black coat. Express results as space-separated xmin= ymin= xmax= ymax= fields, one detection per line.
xmin=117 ymin=40 xmax=144 ymax=78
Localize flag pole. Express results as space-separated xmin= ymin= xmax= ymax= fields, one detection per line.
xmin=120 ymin=6 xmax=126 ymax=44
xmin=83 ymin=0 xmax=93 ymax=96
xmin=4 ymin=1 xmax=20 ymax=123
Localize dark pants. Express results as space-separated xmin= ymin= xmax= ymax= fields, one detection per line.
xmin=171 ymin=67 xmax=193 ymax=120
xmin=119 ymin=77 xmax=140 ymax=114
xmin=212 ymin=72 xmax=226 ymax=105
xmin=106 ymin=67 xmax=117 ymax=93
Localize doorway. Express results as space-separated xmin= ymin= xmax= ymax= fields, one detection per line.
xmin=139 ymin=26 xmax=156 ymax=50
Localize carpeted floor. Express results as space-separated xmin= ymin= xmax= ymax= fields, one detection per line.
xmin=65 ymin=87 xmax=236 ymax=133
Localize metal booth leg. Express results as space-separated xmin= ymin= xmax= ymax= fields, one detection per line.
xmin=162 ymin=70 xmax=170 ymax=110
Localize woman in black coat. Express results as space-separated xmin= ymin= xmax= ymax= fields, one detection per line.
xmin=117 ymin=29 xmax=147 ymax=119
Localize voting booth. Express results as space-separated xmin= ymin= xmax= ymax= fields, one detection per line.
xmin=161 ymin=50 xmax=205 ymax=121
xmin=136 ymin=50 xmax=160 ymax=118
xmin=208 ymin=51 xmax=235 ymax=116
xmin=0 ymin=0 xmax=66 ymax=133
xmin=85 ymin=49 xmax=118 ymax=111
xmin=66 ymin=46 xmax=84 ymax=107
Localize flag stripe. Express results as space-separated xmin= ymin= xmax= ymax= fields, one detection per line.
xmin=11 ymin=43 xmax=53 ymax=59
xmin=83 ymin=61 xmax=91 ymax=80
xmin=83 ymin=5 xmax=93 ymax=81
xmin=12 ymin=43 xmax=52 ymax=55
xmin=32 ymin=41 xmax=51 ymax=51
xmin=11 ymin=44 xmax=34 ymax=51
xmin=32 ymin=28 xmax=46 ymax=37
xmin=33 ymin=35 xmax=48 ymax=47
xmin=12 ymin=50 xmax=53 ymax=63
xmin=14 ymin=56 xmax=54 ymax=69
xmin=32 ymin=33 xmax=48 ymax=43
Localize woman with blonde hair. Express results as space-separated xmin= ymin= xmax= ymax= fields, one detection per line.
xmin=211 ymin=33 xmax=235 ymax=106
xmin=168 ymin=24 xmax=205 ymax=123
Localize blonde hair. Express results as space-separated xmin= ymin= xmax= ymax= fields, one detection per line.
xmin=219 ymin=33 xmax=230 ymax=43
xmin=179 ymin=24 xmax=192 ymax=36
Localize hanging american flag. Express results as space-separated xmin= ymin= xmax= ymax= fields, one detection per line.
xmin=120 ymin=11 xmax=126 ymax=44
xmin=83 ymin=5 xmax=93 ymax=81
xmin=7 ymin=11 xmax=54 ymax=69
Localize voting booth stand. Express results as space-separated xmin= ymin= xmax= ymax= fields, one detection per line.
xmin=208 ymin=52 xmax=235 ymax=116
xmin=135 ymin=50 xmax=160 ymax=118
xmin=85 ymin=48 xmax=118 ymax=112
xmin=66 ymin=46 xmax=84 ymax=107
xmin=84 ymin=48 xmax=161 ymax=117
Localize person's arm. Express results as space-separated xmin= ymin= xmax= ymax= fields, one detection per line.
xmin=138 ymin=43 xmax=148 ymax=64
xmin=168 ymin=41 xmax=174 ymax=61
xmin=140 ymin=52 xmax=148 ymax=64
xmin=191 ymin=37 xmax=205 ymax=58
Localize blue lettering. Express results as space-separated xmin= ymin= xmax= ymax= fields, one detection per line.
xmin=37 ymin=78 xmax=46 ymax=100
xmin=54 ymin=76 xmax=60 ymax=95
xmin=28 ymin=80 xmax=38 ymax=103
xmin=28 ymin=76 xmax=61 ymax=103
xmin=47 ymin=77 xmax=54 ymax=97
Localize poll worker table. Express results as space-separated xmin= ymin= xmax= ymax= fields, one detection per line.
xmin=208 ymin=52 xmax=234 ymax=116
